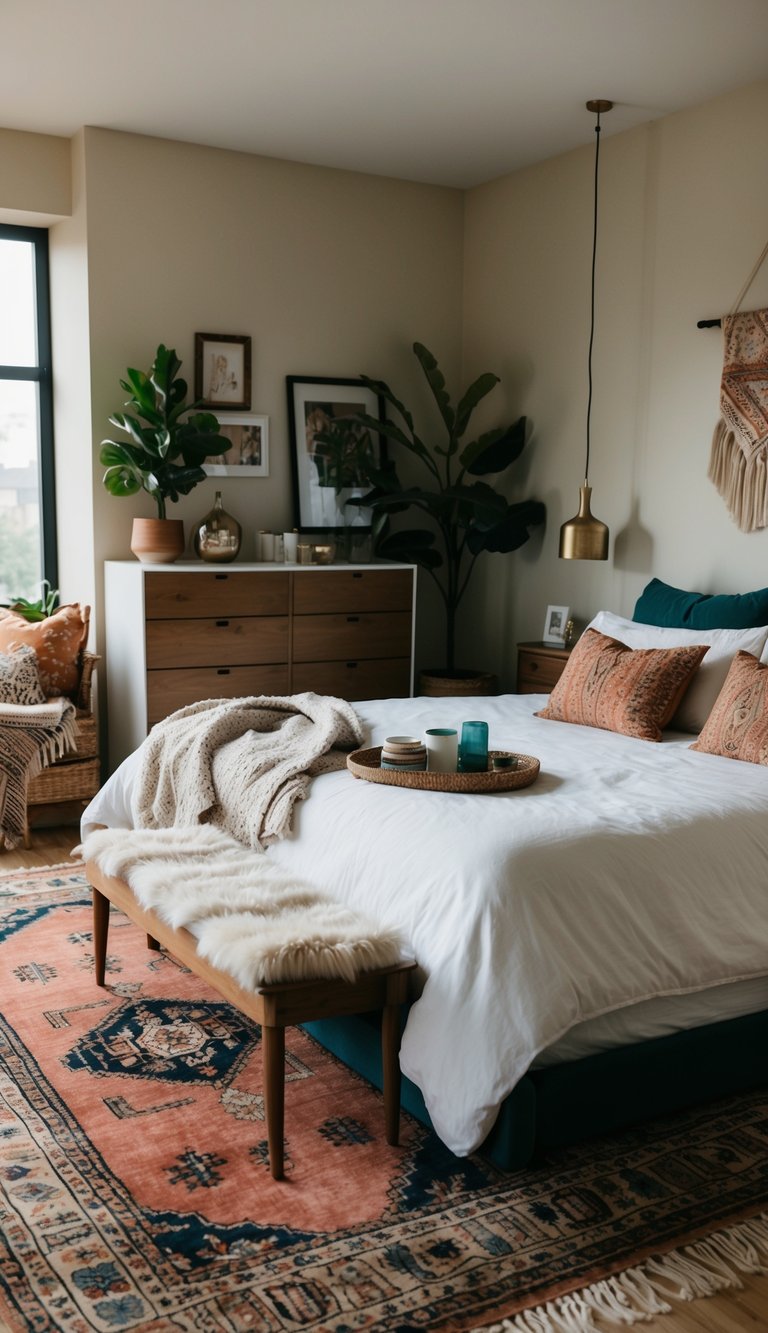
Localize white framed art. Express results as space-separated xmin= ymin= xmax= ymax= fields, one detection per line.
xmin=204 ymin=414 xmax=269 ymax=477
xmin=543 ymin=604 xmax=569 ymax=645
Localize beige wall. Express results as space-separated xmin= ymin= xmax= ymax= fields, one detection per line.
xmin=0 ymin=128 xmax=70 ymax=221
xmin=3 ymin=80 xmax=768 ymax=688
xmin=462 ymin=80 xmax=768 ymax=687
xmin=70 ymin=128 xmax=463 ymax=667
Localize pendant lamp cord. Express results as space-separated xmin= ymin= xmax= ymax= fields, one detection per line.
xmin=585 ymin=108 xmax=602 ymax=485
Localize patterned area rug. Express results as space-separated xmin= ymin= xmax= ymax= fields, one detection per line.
xmin=1 ymin=862 xmax=768 ymax=1332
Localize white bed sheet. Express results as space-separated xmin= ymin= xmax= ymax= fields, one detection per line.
xmin=83 ymin=693 xmax=768 ymax=1156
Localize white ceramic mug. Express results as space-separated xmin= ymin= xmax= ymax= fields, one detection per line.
xmin=424 ymin=728 xmax=458 ymax=773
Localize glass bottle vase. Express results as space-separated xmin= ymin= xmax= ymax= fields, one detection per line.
xmin=193 ymin=491 xmax=242 ymax=563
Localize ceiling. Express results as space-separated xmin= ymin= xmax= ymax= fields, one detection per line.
xmin=3 ymin=0 xmax=767 ymax=188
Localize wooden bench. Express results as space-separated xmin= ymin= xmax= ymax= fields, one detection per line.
xmin=86 ymin=860 xmax=414 ymax=1179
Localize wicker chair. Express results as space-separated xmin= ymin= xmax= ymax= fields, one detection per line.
xmin=25 ymin=650 xmax=101 ymax=843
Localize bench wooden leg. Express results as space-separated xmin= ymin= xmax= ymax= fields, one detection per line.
xmin=382 ymin=999 xmax=402 ymax=1146
xmin=146 ymin=934 xmax=161 ymax=951
xmin=262 ymin=1023 xmax=285 ymax=1180
xmin=92 ymin=886 xmax=110 ymax=987
xmin=22 ymin=822 xmax=31 ymax=850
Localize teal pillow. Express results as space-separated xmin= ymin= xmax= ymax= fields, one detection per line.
xmin=633 ymin=578 xmax=768 ymax=630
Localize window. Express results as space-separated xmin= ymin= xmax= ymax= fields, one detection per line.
xmin=0 ymin=224 xmax=56 ymax=602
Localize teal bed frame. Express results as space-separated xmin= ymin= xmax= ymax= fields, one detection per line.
xmin=304 ymin=1006 xmax=768 ymax=1169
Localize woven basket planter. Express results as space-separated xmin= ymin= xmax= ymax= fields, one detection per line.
xmin=417 ymin=669 xmax=497 ymax=698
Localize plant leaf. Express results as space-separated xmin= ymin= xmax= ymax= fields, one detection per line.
xmin=359 ymin=374 xmax=416 ymax=437
xmin=461 ymin=417 xmax=527 ymax=475
xmin=376 ymin=528 xmax=443 ymax=569
xmin=413 ymin=342 xmax=455 ymax=437
xmin=455 ymin=372 xmax=499 ymax=438
xmin=466 ymin=499 xmax=546 ymax=553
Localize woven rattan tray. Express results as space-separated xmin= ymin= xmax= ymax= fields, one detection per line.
xmin=346 ymin=747 xmax=540 ymax=793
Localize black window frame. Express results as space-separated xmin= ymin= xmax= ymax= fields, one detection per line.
xmin=0 ymin=222 xmax=57 ymax=590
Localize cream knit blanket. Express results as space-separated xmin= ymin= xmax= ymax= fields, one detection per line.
xmin=81 ymin=825 xmax=404 ymax=985
xmin=0 ymin=697 xmax=77 ymax=848
xmin=133 ymin=692 xmax=364 ymax=851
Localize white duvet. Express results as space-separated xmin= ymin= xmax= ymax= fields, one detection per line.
xmin=83 ymin=693 xmax=768 ymax=1156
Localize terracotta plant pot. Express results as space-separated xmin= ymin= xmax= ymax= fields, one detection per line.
xmin=418 ymin=668 xmax=498 ymax=698
xmin=130 ymin=517 xmax=185 ymax=565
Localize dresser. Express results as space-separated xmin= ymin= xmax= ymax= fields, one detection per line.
xmin=104 ymin=561 xmax=415 ymax=771
xmin=516 ymin=641 xmax=572 ymax=694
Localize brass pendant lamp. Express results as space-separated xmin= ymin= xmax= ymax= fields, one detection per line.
xmin=559 ymin=99 xmax=612 ymax=561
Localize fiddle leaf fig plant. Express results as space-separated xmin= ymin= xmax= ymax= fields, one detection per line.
xmin=100 ymin=344 xmax=229 ymax=519
xmin=357 ymin=342 xmax=546 ymax=672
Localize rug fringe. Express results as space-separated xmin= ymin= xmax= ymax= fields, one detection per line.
xmin=474 ymin=1210 xmax=768 ymax=1332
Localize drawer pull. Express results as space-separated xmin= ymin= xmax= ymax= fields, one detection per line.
xmin=347 ymin=615 xmax=360 ymax=623
xmin=216 ymin=619 xmax=230 ymax=628
xmin=352 ymin=572 xmax=363 ymax=579
xmin=216 ymin=668 xmax=231 ymax=676
xmin=530 ymin=660 xmax=539 ymax=671
xmin=346 ymin=662 xmax=358 ymax=669
xmin=215 ymin=574 xmax=229 ymax=581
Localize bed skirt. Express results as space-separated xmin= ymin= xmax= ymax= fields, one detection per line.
xmin=304 ymin=1007 xmax=768 ymax=1169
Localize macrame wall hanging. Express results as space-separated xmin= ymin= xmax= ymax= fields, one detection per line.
xmin=707 ymin=238 xmax=768 ymax=532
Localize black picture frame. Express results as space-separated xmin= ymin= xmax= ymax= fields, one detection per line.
xmin=286 ymin=375 xmax=385 ymax=533
xmin=194 ymin=333 xmax=252 ymax=411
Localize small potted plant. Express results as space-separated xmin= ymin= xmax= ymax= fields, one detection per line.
xmin=100 ymin=344 xmax=229 ymax=563
xmin=358 ymin=343 xmax=546 ymax=692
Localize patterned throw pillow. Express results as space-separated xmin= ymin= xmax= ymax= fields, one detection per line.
xmin=0 ymin=603 xmax=90 ymax=697
xmin=535 ymin=628 xmax=708 ymax=742
xmin=691 ymin=651 xmax=768 ymax=764
xmin=0 ymin=644 xmax=47 ymax=705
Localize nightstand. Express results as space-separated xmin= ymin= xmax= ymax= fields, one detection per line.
xmin=516 ymin=641 xmax=572 ymax=694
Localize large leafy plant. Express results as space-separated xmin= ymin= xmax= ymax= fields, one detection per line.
xmin=359 ymin=343 xmax=545 ymax=672
xmin=100 ymin=344 xmax=228 ymax=519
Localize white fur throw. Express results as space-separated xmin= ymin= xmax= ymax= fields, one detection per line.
xmin=80 ymin=825 xmax=405 ymax=986
xmin=133 ymin=692 xmax=364 ymax=852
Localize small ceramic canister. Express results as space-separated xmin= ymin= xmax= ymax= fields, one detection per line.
xmin=424 ymin=728 xmax=458 ymax=774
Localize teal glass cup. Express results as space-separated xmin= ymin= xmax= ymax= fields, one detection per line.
xmin=459 ymin=720 xmax=489 ymax=773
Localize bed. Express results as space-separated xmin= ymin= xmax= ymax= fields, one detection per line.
xmin=82 ymin=661 xmax=768 ymax=1170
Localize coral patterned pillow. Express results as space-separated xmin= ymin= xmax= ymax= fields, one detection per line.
xmin=0 ymin=603 xmax=90 ymax=697
xmin=535 ymin=628 xmax=708 ymax=742
xmin=691 ymin=651 xmax=768 ymax=763
xmin=0 ymin=644 xmax=47 ymax=705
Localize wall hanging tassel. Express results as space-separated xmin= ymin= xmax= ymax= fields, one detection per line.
xmin=708 ymin=238 xmax=768 ymax=531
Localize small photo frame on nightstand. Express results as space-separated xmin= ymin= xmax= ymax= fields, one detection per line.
xmin=543 ymin=604 xmax=569 ymax=646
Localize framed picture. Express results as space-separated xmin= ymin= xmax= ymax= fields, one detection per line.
xmin=286 ymin=375 xmax=385 ymax=532
xmin=204 ymin=414 xmax=269 ymax=476
xmin=543 ymin=604 xmax=569 ymax=645
xmin=194 ymin=333 xmax=252 ymax=411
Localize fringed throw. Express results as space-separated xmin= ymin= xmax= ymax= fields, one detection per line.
xmin=0 ymin=697 xmax=77 ymax=848
xmin=709 ymin=308 xmax=768 ymax=531
xmin=80 ymin=825 xmax=405 ymax=986
xmin=474 ymin=1210 xmax=768 ymax=1332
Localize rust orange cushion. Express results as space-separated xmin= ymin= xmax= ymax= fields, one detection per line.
xmin=691 ymin=650 xmax=768 ymax=763
xmin=0 ymin=603 xmax=90 ymax=697
xmin=535 ymin=627 xmax=708 ymax=742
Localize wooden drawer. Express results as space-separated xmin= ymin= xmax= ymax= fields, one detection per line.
xmin=293 ymin=612 xmax=411 ymax=662
xmin=517 ymin=648 xmax=569 ymax=693
xmin=293 ymin=569 xmax=413 ymax=615
xmin=146 ymin=616 xmax=288 ymax=669
xmin=292 ymin=658 xmax=411 ymax=700
xmin=147 ymin=664 xmax=291 ymax=727
xmin=145 ymin=571 xmax=290 ymax=619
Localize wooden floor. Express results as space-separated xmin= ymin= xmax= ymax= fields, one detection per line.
xmin=2 ymin=827 xmax=768 ymax=1332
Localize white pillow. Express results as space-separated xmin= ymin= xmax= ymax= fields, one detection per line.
xmin=585 ymin=611 xmax=768 ymax=734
